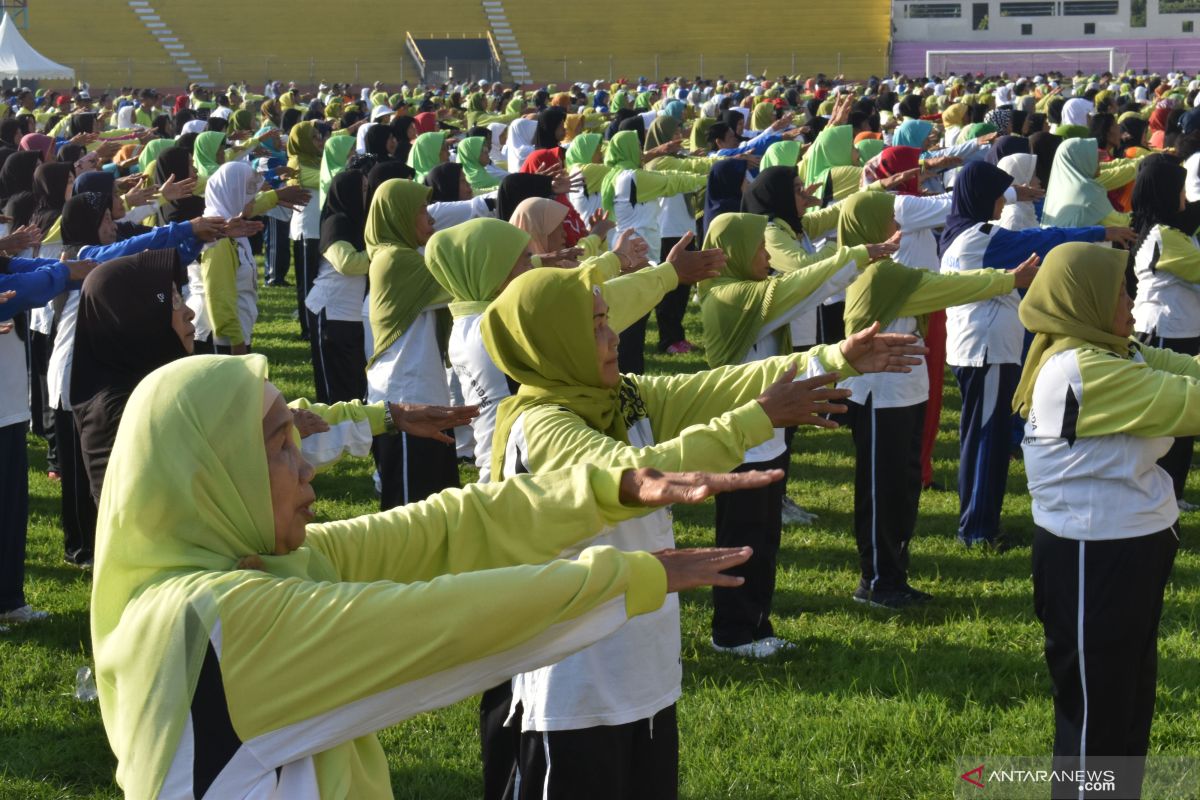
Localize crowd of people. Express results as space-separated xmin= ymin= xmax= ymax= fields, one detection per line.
xmin=1 ymin=66 xmax=1199 ymax=798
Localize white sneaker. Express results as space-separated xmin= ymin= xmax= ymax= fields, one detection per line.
xmin=1179 ymin=499 xmax=1198 ymax=512
xmin=757 ymin=636 xmax=797 ymax=652
xmin=711 ymin=637 xmax=790 ymax=659
xmin=0 ymin=605 xmax=49 ymax=624
xmin=781 ymin=496 xmax=818 ymax=525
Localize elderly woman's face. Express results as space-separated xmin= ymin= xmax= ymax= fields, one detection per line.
xmin=593 ymin=291 xmax=621 ymax=388
xmin=262 ymin=388 xmax=316 ymax=555
xmin=1111 ymin=281 xmax=1135 ymax=339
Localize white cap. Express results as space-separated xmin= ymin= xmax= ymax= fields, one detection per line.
xmin=371 ymin=104 xmax=393 ymax=121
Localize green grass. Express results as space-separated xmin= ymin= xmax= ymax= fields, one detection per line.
xmin=2 ymin=283 xmax=1198 ymax=799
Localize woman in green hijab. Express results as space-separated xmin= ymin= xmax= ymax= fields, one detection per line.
xmin=318 ymin=133 xmax=355 ymax=210
xmin=564 ymin=132 xmax=608 ymax=222
xmin=456 ymin=135 xmax=501 ymax=191
xmin=407 ymin=131 xmax=448 ymax=183
xmin=193 ymin=130 xmax=226 ymax=185
xmin=478 ymin=265 xmax=921 ymax=793
xmin=760 ymin=139 xmax=803 ymax=170
xmin=92 ymin=352 xmax=768 ymax=800
xmin=287 ymin=120 xmax=327 ymax=341
xmin=1040 ymin=137 xmax=1134 ymax=228
xmin=835 ymin=190 xmax=1039 ymax=610
xmin=1017 ymin=242 xmax=1198 ymax=796
xmin=803 ymin=123 xmax=857 ymax=187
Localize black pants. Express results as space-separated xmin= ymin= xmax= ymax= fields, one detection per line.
xmin=54 ymin=408 xmax=97 ymax=564
xmin=1032 ymin=526 xmax=1179 ymax=799
xmin=374 ymin=430 xmax=459 ymax=511
xmin=712 ymin=451 xmax=789 ymax=646
xmin=817 ymin=301 xmax=845 ymax=345
xmin=25 ymin=330 xmax=56 ymax=471
xmin=307 ymin=310 xmax=367 ymax=404
xmin=617 ymin=313 xmax=648 ymax=374
xmin=1137 ymin=333 xmax=1199 ymax=500
xmin=654 ymin=235 xmax=692 ymax=350
xmin=846 ymin=398 xmax=925 ymax=593
xmin=480 ymin=681 xmax=518 ymax=800
xmin=516 ymin=704 xmax=678 ymax=800
xmin=0 ymin=423 xmax=29 ymax=612
xmin=293 ymin=238 xmax=320 ymax=338
xmin=264 ymin=216 xmax=291 ymax=285
xmin=193 ymin=337 xmax=235 ymax=355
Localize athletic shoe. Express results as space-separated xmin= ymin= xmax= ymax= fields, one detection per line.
xmin=664 ymin=340 xmax=695 ymax=354
xmin=781 ymin=496 xmax=818 ymax=525
xmin=711 ymin=637 xmax=789 ymax=659
xmin=852 ymin=587 xmax=915 ymax=610
xmin=901 ymin=585 xmax=934 ymax=603
xmin=0 ymin=605 xmax=49 ymax=624
xmin=1179 ymin=499 xmax=1198 ymax=512
xmin=757 ymin=636 xmax=797 ymax=652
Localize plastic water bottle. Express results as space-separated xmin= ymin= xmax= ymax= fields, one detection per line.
xmin=75 ymin=666 xmax=98 ymax=702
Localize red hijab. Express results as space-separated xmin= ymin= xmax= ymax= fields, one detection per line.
xmin=413 ymin=112 xmax=437 ymax=134
xmin=519 ymin=147 xmax=562 ymax=174
xmin=877 ymin=145 xmax=922 ymax=196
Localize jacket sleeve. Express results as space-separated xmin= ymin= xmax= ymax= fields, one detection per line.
xmin=898 ymin=269 xmax=1016 ymax=317
xmin=79 ymin=221 xmax=200 ymax=263
xmin=799 ymin=204 xmax=841 ymax=240
xmin=251 ymin=190 xmax=279 ymax=216
xmin=288 ymin=398 xmax=386 ymax=471
xmin=600 ymin=261 xmax=679 ymax=333
xmin=1154 ymin=227 xmax=1200 ymax=283
xmin=199 ymin=239 xmax=246 ymax=346
xmin=0 ymin=262 xmax=70 ymax=319
xmin=762 ymin=244 xmax=870 ymax=332
xmin=635 ymin=169 xmax=709 ymax=202
xmin=322 ymin=240 xmax=370 ymax=277
xmin=764 ymin=223 xmax=837 ymax=273
xmin=984 ymin=225 xmax=1106 ymax=268
xmin=1097 ymin=157 xmax=1141 ymax=190
xmin=1075 ymin=345 xmax=1200 ymax=438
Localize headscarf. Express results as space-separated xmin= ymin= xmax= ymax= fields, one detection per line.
xmin=750 ymin=101 xmax=776 ymax=132
xmin=318 ymin=133 xmax=356 ymax=210
xmin=228 ymin=108 xmax=252 ymax=133
xmin=5 ymin=190 xmax=35 ymax=230
xmin=30 ymin=161 xmax=74 ymax=232
xmin=599 ymin=130 xmax=643 ymax=215
xmin=1029 ymin=131 xmax=1063 ymax=190
xmin=203 ymin=162 xmax=259 ymax=267
xmin=510 ymin=196 xmax=568 ymax=253
xmin=892 ymin=119 xmax=933 ymax=150
xmin=855 ymin=137 xmax=886 ymax=164
xmin=363 ymin=123 xmax=395 ymax=159
xmin=703 ymin=158 xmax=749 ymax=234
xmin=69 ymin=249 xmax=187 ymax=407
xmin=519 ymin=147 xmax=563 ymax=175
xmin=74 ymin=169 xmax=116 ymax=199
xmin=286 ymin=121 xmax=323 ymax=172
xmin=644 ymin=115 xmax=680 ymax=151
xmin=455 ymin=136 xmax=498 ymax=191
xmin=19 ymin=132 xmax=53 ymax=161
xmin=940 ymin=160 xmax=1014 ymax=254
xmin=876 ymin=146 xmax=922 ymax=196
xmin=696 ymin=212 xmax=781 ymax=367
xmin=741 ymin=165 xmax=804 ymax=240
xmin=1040 ymin=138 xmax=1114 ymax=228
xmin=482 ymin=268 xmax=627 ymax=480
xmin=406 ymin=131 xmax=446 ymax=183
xmin=366 ymin=160 xmax=415 ymax=201
xmin=1061 ymin=98 xmax=1094 ymax=127
xmin=534 ymin=108 xmax=567 ymax=150
xmin=760 ymin=140 xmax=801 ymax=170
xmin=997 ymin=153 xmax=1039 ymax=231
xmin=155 ymin=146 xmax=205 ymax=225
xmin=365 ymin=179 xmax=447 ymax=365
xmin=1129 ymin=155 xmax=1195 ymax=256
xmin=496 ymin=173 xmax=553 ymax=221
xmin=942 ymin=102 xmax=970 ymax=129
xmin=1120 ymin=115 xmax=1150 ymax=152
xmin=983 ymin=134 xmax=1030 ymax=165
xmin=1013 ymin=243 xmax=1132 ymax=417
xmin=425 ymin=162 xmax=465 ymax=203
xmin=964 ymin=122 xmax=998 ymax=140
xmin=137 ymin=137 xmax=173 ymax=174
xmin=486 ymin=121 xmax=508 ymax=165
xmin=192 ymin=131 xmax=226 ymax=181
xmin=804 ymin=124 xmax=854 ymax=185
xmin=505 ymin=118 xmax=537 ymax=173
xmin=413 ymin=111 xmax=437 ymax=134
xmin=689 ymin=117 xmax=715 ymax=152
xmin=425 ymin=217 xmax=530 ymax=318
xmin=60 ymin=192 xmax=110 ymax=247
xmin=0 ymin=149 xmax=41 ymax=200
xmin=355 ymin=122 xmax=376 ymax=155
xmin=837 ymin=191 xmax=924 ymax=336
xmin=319 ymin=169 xmax=368 ymax=254
xmin=983 ymin=107 xmax=1013 ymax=134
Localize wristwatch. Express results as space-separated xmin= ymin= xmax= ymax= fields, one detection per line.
xmin=383 ymin=402 xmax=398 ymax=434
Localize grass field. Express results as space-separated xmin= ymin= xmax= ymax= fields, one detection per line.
xmin=2 ymin=283 xmax=1198 ymax=799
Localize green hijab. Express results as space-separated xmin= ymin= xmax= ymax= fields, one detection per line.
xmin=228 ymin=108 xmax=252 ymax=133
xmin=837 ymin=191 xmax=924 ymax=335
xmin=92 ymin=354 xmax=338 ymax=798
xmin=407 ymin=131 xmax=446 ymax=183
xmin=1053 ymin=123 xmax=1091 ymax=140
xmin=689 ymin=117 xmax=715 ymax=152
xmin=964 ymin=122 xmax=998 ymax=140
xmin=760 ymin=140 xmax=801 ymax=169
xmin=319 ymin=134 xmax=356 ymax=210
xmin=482 ymin=268 xmax=627 ymax=479
xmin=697 ymin=212 xmax=782 ymax=367
xmin=365 ymin=179 xmax=448 ymax=365
xmin=193 ymin=131 xmax=226 ymax=181
xmin=505 ymin=96 xmax=525 ymax=115
xmin=751 ymin=101 xmax=776 ymax=132
xmin=425 ymin=217 xmax=530 ymax=318
xmin=1040 ymin=138 xmax=1114 ymax=228
xmin=137 ymin=138 xmax=173 ymax=174
xmin=600 ymin=130 xmax=642 ymax=214
xmin=644 ymin=115 xmax=680 ymax=150
xmin=804 ymin=124 xmax=854 ymax=186
xmin=286 ymin=121 xmax=323 ymax=171
xmin=634 ymin=91 xmax=652 ymax=110
xmin=855 ymin=138 xmax=886 ymax=164
xmin=1013 ymin=242 xmax=1132 ymax=417
xmin=457 ymin=136 xmax=501 ymax=190
xmin=565 ymin=133 xmax=608 ymax=194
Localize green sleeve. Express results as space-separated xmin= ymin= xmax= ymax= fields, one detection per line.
xmin=291 ymin=165 xmax=321 ymax=190
xmin=764 ymin=223 xmax=841 ymax=273
xmin=577 ymin=234 xmax=608 ymax=260
xmin=224 ymin=137 xmax=262 ymax=163
xmin=1099 ymin=209 xmax=1131 ymax=227
xmin=1096 ymin=157 xmax=1141 ymax=190
xmin=633 ymin=345 xmax=860 ymax=439
xmin=200 ymin=240 xmax=245 ymax=346
xmin=898 ymin=268 xmax=1016 ymax=317
xmin=763 ymin=244 xmax=869 ymax=327
xmin=576 ymin=251 xmax=621 ymax=284
xmin=601 ymin=262 xmax=679 ymax=333
xmin=635 ymin=169 xmax=708 ymax=202
xmin=251 ymin=190 xmax=279 ymax=216
xmin=323 ymin=240 xmax=370 ymax=276
xmin=1076 ymin=346 xmax=1200 ymax=438
xmin=799 ymin=204 xmax=841 ymax=240
xmin=1155 ymin=227 xmax=1200 ymax=283
xmin=647 ymin=155 xmax=720 ymax=175
xmin=289 ymin=397 xmax=386 ymax=434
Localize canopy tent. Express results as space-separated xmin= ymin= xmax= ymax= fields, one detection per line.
xmin=0 ymin=13 xmax=73 ymax=81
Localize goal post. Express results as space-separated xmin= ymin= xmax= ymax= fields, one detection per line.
xmin=924 ymin=47 xmax=1124 ymax=78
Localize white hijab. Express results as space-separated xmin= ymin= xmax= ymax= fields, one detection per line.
xmin=356 ymin=123 xmax=376 ymax=155
xmin=1061 ymin=98 xmax=1094 ymax=127
xmin=505 ymin=118 xmax=537 ymax=173
xmin=202 ymin=162 xmax=258 ymax=263
xmin=181 ymin=119 xmax=207 ymax=136
xmin=116 ymin=105 xmax=135 ymax=129
xmin=486 ymin=122 xmax=508 ymax=166
xmin=997 ymin=153 xmax=1039 ymax=231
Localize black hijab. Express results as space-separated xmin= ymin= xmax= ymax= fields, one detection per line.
xmin=1121 ymin=116 xmax=1150 ymax=151
xmin=703 ymin=159 xmax=749 ymax=234
xmin=61 ymin=192 xmax=110 ymax=247
xmin=617 ymin=115 xmax=647 ymax=148
xmin=534 ymin=107 xmax=567 ymax=150
xmin=983 ymin=135 xmax=1030 ymax=165
xmin=155 ymin=146 xmax=205 ymax=225
xmin=940 ymin=160 xmax=1014 ymax=256
xmin=1029 ymin=131 xmax=1062 ymax=191
xmin=69 ymin=249 xmax=188 ymax=502
xmin=425 ymin=162 xmax=464 ymax=203
xmin=898 ymin=94 xmax=923 ymax=120
xmin=721 ymin=109 xmax=746 ymax=138
xmin=605 ymin=108 xmax=637 ymax=141
xmin=280 ymin=108 xmax=302 ymax=134
xmin=0 ymin=119 xmax=22 ymax=149
xmin=320 ymin=169 xmax=368 ymax=253
xmin=5 ymin=191 xmax=36 ymax=230
xmin=390 ymin=116 xmax=417 ymax=163
xmin=174 ymin=132 xmax=200 ymax=154
xmin=1129 ymin=155 xmax=1200 ymax=245
xmin=741 ymin=166 xmax=804 ymax=236
xmin=0 ymin=150 xmax=42 ymax=201
xmin=496 ymin=173 xmax=553 ymax=221
xmin=366 ymin=161 xmax=416 ymax=204
xmin=69 ymin=113 xmax=96 ymax=136
xmin=31 ymin=162 xmax=75 ymax=232
xmin=364 ymin=124 xmax=395 ymax=160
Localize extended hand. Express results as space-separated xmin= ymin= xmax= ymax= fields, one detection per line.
xmin=839 ymin=322 xmax=928 ymax=373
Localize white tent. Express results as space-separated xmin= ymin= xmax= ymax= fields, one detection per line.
xmin=0 ymin=13 xmax=73 ymax=81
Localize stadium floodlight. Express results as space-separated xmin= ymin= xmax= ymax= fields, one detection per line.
xmin=924 ymin=47 xmax=1124 ymax=78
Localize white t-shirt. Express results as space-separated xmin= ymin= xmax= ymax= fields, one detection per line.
xmin=305 ymin=256 xmax=366 ymax=323
xmin=0 ymin=328 xmax=30 ymax=427
xmin=447 ymin=313 xmax=511 ymax=484
xmin=289 ymin=195 xmax=320 ymax=241
xmin=366 ymin=307 xmax=451 ymax=406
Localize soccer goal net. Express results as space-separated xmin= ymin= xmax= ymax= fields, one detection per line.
xmin=924 ymin=48 xmax=1127 ymax=78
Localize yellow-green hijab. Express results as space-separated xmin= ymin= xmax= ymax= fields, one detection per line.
xmin=804 ymin=124 xmax=854 ymax=186
xmin=838 ymin=191 xmax=924 ymax=335
xmin=565 ymin=133 xmax=607 ymax=194
xmin=457 ymin=136 xmax=500 ymax=190
xmin=91 ymin=354 xmax=337 ymax=799
xmin=751 ymin=101 xmax=776 ymax=132
xmin=425 ymin=217 xmax=530 ymax=318
xmin=760 ymin=140 xmax=801 ymax=169
xmin=483 ymin=268 xmax=628 ymax=479
xmin=600 ymin=130 xmax=642 ymax=214
xmin=697 ymin=212 xmax=783 ymax=367
xmin=319 ymin=134 xmax=355 ymax=210
xmin=645 ymin=115 xmax=680 ymax=150
xmin=137 ymin=138 xmax=173 ymax=174
xmin=193 ymin=131 xmax=225 ymax=181
xmin=286 ymin=121 xmax=323 ymax=171
xmin=1013 ymin=242 xmax=1132 ymax=417
xmin=689 ymin=117 xmax=715 ymax=152
xmin=365 ymin=179 xmax=448 ymax=365
xmin=407 ymin=131 xmax=446 ymax=183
